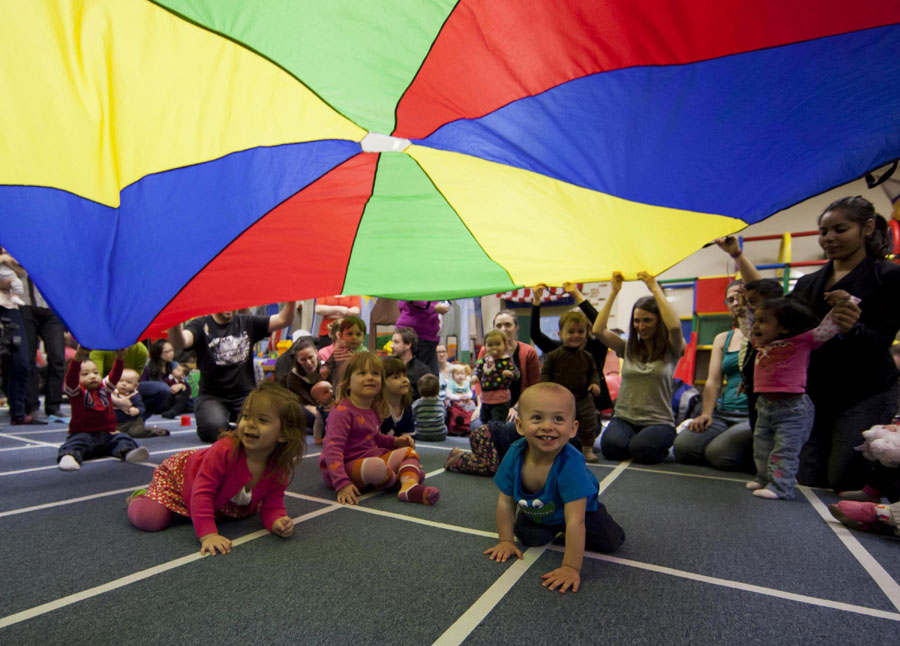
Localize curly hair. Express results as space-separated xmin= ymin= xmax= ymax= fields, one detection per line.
xmin=223 ymin=381 xmax=306 ymax=484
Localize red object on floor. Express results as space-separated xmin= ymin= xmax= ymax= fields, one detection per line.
xmin=447 ymin=403 xmax=471 ymax=436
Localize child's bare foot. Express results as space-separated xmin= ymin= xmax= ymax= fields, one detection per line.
xmin=752 ymin=488 xmax=779 ymax=499
xmin=445 ymin=447 xmax=464 ymax=469
xmin=745 ymin=480 xmax=763 ymax=490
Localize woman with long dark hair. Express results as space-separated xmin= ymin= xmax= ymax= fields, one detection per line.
xmin=738 ymin=196 xmax=900 ymax=492
xmin=593 ymin=272 xmax=686 ymax=463
xmin=141 ymin=339 xmax=192 ymax=419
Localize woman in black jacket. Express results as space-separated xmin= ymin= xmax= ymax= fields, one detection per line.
xmin=740 ymin=196 xmax=900 ymax=491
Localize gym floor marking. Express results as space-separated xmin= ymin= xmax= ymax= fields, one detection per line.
xmin=0 ymin=504 xmax=340 ymax=630
xmin=432 ymin=546 xmax=547 ymax=646
xmin=564 ymin=546 xmax=900 ymax=623
xmin=0 ymin=487 xmax=144 ymax=519
xmin=800 ymin=485 xmax=900 ymax=613
xmin=3 ymin=439 xmax=897 ymax=638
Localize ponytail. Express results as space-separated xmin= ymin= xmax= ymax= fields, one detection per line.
xmin=868 ymin=214 xmax=892 ymax=258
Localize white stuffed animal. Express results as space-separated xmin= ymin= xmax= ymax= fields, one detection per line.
xmin=860 ymin=424 xmax=900 ymax=467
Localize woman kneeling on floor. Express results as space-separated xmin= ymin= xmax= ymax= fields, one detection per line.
xmin=592 ymin=272 xmax=685 ymax=464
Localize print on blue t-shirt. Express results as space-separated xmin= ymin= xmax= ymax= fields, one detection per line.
xmin=494 ymin=439 xmax=599 ymax=525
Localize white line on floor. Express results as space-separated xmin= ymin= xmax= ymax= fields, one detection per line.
xmin=561 ymin=546 xmax=900 ymax=623
xmin=285 ymin=491 xmax=497 ymax=538
xmin=0 ymin=428 xmax=70 ymax=436
xmin=0 ymin=446 xmax=318 ymax=478
xmin=0 ymin=444 xmax=53 ymax=452
xmin=799 ymin=486 xmax=900 ymax=614
xmin=0 ymin=487 xmax=144 ymax=518
xmin=591 ymin=462 xmax=833 ymax=490
xmin=0 ymin=504 xmax=339 ymax=630
xmin=432 ymin=546 xmax=546 ymax=646
xmin=296 ymin=483 xmax=900 ymax=629
xmin=0 ymin=458 xmax=158 ymax=477
xmin=0 ymin=432 xmax=60 ymax=448
xmin=626 ymin=465 xmax=752 ymax=484
xmin=0 ymin=463 xmax=74 ymax=476
xmin=428 ymin=455 xmax=634 ymax=646
xmin=597 ymin=459 xmax=631 ymax=495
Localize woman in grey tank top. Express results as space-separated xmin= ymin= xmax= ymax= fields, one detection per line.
xmin=592 ymin=272 xmax=686 ymax=463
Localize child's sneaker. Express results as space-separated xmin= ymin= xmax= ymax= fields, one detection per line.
xmin=58 ymin=455 xmax=80 ymax=471
xmin=124 ymin=447 xmax=149 ymax=463
xmin=828 ymin=501 xmax=892 ymax=533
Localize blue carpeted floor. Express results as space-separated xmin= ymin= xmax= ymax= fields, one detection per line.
xmin=1 ymin=406 xmax=898 ymax=645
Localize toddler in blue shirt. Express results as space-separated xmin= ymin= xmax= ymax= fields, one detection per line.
xmin=484 ymin=383 xmax=624 ymax=593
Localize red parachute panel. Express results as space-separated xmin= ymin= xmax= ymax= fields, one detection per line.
xmin=394 ymin=0 xmax=900 ymax=139
xmin=141 ymin=153 xmax=377 ymax=337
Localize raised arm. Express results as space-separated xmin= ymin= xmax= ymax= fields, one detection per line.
xmin=564 ymin=281 xmax=599 ymax=323
xmin=268 ymin=301 xmax=297 ymax=333
xmin=592 ymin=272 xmax=626 ymax=356
xmin=0 ymin=252 xmax=26 ymax=277
xmin=168 ymin=322 xmax=194 ymax=351
xmin=316 ymin=299 xmax=354 ymax=318
xmin=529 ymin=285 xmax=559 ymax=354
xmin=715 ymin=236 xmax=761 ymax=283
xmin=638 ymin=272 xmax=685 ymax=354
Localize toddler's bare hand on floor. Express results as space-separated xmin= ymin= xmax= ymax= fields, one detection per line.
xmin=484 ymin=540 xmax=522 ymax=562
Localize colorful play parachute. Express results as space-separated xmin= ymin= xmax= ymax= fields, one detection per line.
xmin=2 ymin=1 xmax=900 ymax=348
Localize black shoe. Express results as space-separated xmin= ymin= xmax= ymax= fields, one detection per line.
xmin=146 ymin=425 xmax=171 ymax=437
xmin=160 ymin=411 xmax=176 ymax=419
xmin=45 ymin=407 xmax=61 ymax=417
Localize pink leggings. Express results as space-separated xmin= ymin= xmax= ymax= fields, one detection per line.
xmin=347 ymin=447 xmax=424 ymax=490
xmin=128 ymin=495 xmax=175 ymax=532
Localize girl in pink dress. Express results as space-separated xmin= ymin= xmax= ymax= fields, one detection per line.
xmin=127 ymin=382 xmax=306 ymax=555
xmin=319 ymin=352 xmax=439 ymax=506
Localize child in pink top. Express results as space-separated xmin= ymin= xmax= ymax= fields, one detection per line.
xmin=742 ymin=291 xmax=857 ymax=499
xmin=319 ymin=352 xmax=439 ymax=505
xmin=473 ymin=329 xmax=520 ymax=424
xmin=127 ymin=382 xmax=306 ymax=555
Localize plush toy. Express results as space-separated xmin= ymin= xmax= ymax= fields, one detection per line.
xmin=859 ymin=424 xmax=900 ymax=467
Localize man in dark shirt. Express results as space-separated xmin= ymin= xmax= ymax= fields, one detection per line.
xmin=391 ymin=327 xmax=429 ymax=401
xmin=169 ymin=304 xmax=295 ymax=442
